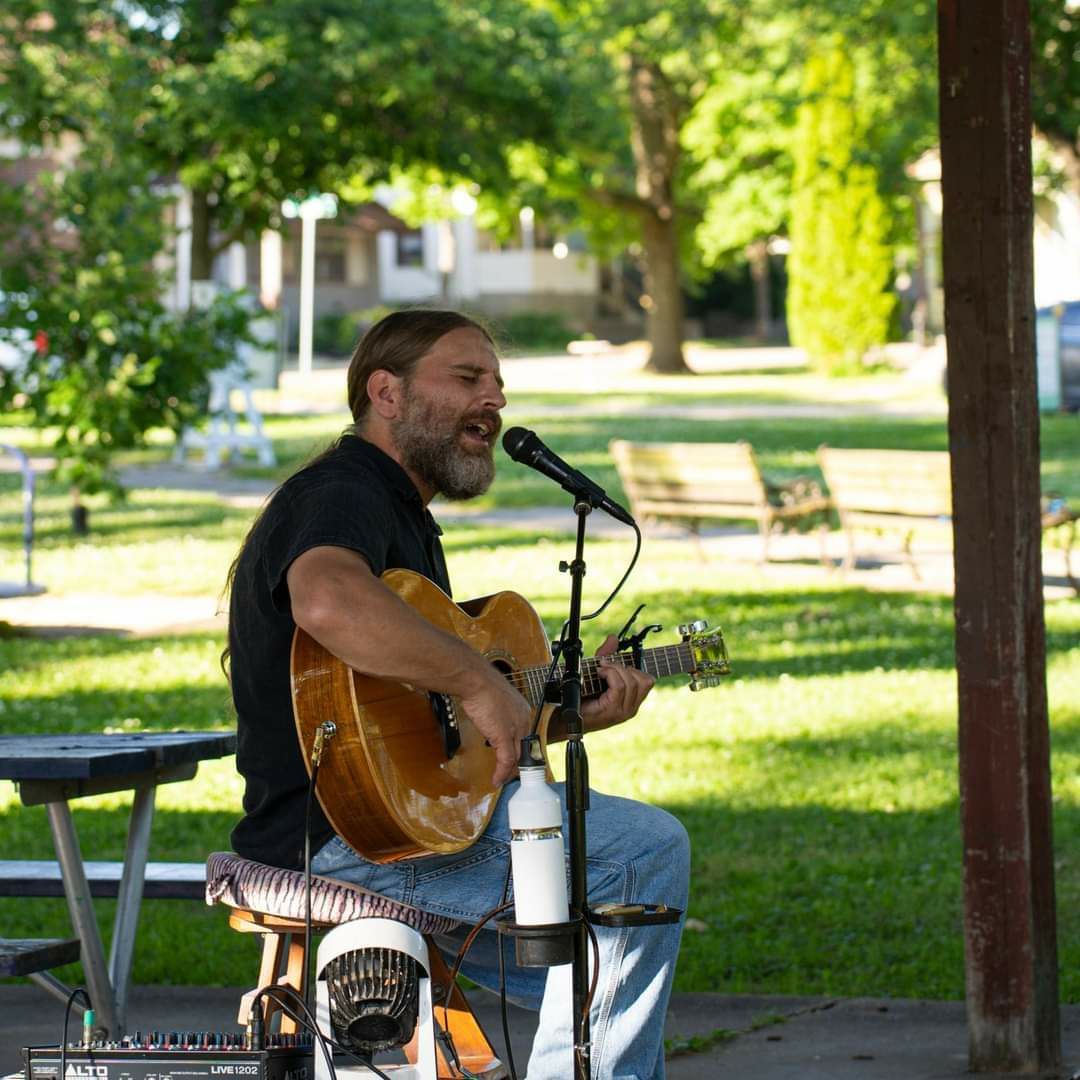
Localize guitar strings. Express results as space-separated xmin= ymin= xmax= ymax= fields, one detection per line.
xmin=502 ymin=644 xmax=697 ymax=704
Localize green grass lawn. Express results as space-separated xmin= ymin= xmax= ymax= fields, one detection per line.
xmin=1 ymin=365 xmax=1078 ymax=1001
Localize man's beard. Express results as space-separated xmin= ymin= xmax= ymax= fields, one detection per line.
xmin=393 ymin=393 xmax=498 ymax=501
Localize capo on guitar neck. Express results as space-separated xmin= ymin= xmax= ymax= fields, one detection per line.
xmin=616 ymin=604 xmax=663 ymax=670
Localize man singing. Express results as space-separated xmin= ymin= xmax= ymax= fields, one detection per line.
xmin=226 ymin=308 xmax=689 ymax=1079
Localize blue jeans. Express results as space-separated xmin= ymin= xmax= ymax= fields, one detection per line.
xmin=310 ymin=783 xmax=690 ymax=1080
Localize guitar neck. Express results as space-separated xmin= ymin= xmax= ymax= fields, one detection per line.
xmin=509 ymin=645 xmax=697 ymax=707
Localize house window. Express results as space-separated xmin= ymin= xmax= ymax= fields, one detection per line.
xmin=396 ymin=230 xmax=424 ymax=267
xmin=315 ymin=247 xmax=346 ymax=282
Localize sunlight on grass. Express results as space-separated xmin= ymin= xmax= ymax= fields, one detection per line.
xmin=1 ymin=362 xmax=1078 ymax=998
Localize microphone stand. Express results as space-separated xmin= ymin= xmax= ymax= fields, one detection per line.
xmin=558 ymin=495 xmax=594 ymax=1080
xmin=499 ymin=479 xmax=680 ymax=1078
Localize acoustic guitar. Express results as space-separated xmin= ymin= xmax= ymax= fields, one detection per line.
xmin=291 ymin=569 xmax=729 ymax=863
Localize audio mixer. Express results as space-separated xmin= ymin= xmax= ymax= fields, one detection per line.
xmin=23 ymin=1033 xmax=313 ymax=1080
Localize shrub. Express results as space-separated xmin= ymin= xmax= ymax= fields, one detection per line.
xmin=312 ymin=312 xmax=360 ymax=357
xmin=786 ymin=44 xmax=895 ymax=374
xmin=498 ymin=311 xmax=576 ymax=352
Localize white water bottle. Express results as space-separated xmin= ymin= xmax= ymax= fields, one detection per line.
xmin=508 ymin=736 xmax=569 ymax=926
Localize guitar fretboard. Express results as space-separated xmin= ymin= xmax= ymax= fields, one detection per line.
xmin=506 ymin=645 xmax=697 ymax=705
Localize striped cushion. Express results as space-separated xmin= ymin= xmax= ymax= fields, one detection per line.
xmin=205 ymin=851 xmax=458 ymax=936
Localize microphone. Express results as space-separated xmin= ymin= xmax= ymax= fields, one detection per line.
xmin=501 ymin=426 xmax=636 ymax=526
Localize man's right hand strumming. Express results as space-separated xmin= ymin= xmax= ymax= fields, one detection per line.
xmin=458 ymin=667 xmax=534 ymax=786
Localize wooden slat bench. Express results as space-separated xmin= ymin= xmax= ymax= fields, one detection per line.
xmin=0 ymin=860 xmax=206 ymax=900
xmin=609 ymin=439 xmax=831 ymax=562
xmin=0 ymin=936 xmax=80 ymax=978
xmin=817 ymin=445 xmax=1078 ymax=585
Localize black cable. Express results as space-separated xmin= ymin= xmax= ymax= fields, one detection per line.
xmin=303 ymin=754 xmax=321 ymax=1006
xmin=536 ymin=520 xmax=642 ymax=739
xmin=582 ymin=917 xmax=601 ymax=1023
xmin=251 ymin=989 xmax=358 ymax=1080
xmin=443 ymin=898 xmax=513 ymax=994
xmin=437 ymin=897 xmax=517 ymax=1080
xmin=58 ymin=987 xmax=92 ymax=1080
xmin=529 ymin=645 xmax=564 ymax=738
xmin=496 ymin=857 xmax=518 ymax=1080
xmin=258 ymin=984 xmax=395 ymax=1080
xmin=580 ymin=520 xmax=642 ymax=623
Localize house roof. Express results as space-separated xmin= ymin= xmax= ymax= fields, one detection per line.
xmin=345 ymin=201 xmax=411 ymax=234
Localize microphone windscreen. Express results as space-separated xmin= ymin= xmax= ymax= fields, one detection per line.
xmin=501 ymin=426 xmax=533 ymax=460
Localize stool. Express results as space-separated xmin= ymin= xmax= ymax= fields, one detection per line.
xmin=205 ymin=852 xmax=505 ymax=1077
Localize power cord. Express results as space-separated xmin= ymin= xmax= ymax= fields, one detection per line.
xmin=437 ymin=898 xmax=515 ymax=1077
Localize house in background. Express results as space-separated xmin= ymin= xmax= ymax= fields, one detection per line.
xmin=909 ymin=146 xmax=1080 ymax=410
xmin=201 ymin=191 xmax=618 ymax=357
xmin=908 ymin=146 xmax=1080 ymax=330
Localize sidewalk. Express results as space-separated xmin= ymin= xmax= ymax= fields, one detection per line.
xmin=2 ymin=984 xmax=1078 ymax=1078
xmin=1 ymin=493 xmax=1075 ymax=635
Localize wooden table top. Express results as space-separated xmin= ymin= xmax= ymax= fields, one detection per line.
xmin=0 ymin=731 xmax=236 ymax=781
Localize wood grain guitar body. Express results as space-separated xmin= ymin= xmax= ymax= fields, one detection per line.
xmin=291 ymin=569 xmax=554 ymax=862
xmin=291 ymin=568 xmax=729 ymax=863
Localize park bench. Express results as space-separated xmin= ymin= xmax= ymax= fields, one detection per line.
xmin=817 ymin=445 xmax=1078 ymax=586
xmin=609 ymin=439 xmax=831 ymax=562
xmin=0 ymin=860 xmax=207 ymax=900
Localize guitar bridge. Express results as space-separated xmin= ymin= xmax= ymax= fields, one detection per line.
xmin=430 ymin=693 xmax=462 ymax=760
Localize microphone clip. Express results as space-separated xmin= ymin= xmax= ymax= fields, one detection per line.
xmin=616 ymin=604 xmax=662 ymax=670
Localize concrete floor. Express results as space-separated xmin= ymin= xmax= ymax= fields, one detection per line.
xmin=4 ymin=984 xmax=1080 ymax=1079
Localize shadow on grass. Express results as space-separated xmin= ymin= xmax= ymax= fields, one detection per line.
xmin=2 ymin=583 xmax=1075 ymax=703
xmin=4 ymin=790 xmax=1080 ymax=999
xmin=0 ymin=484 xmax=250 ymax=546
xmin=0 ymin=631 xmax=228 ymax=688
xmin=661 ymin=787 xmax=1080 ymax=1000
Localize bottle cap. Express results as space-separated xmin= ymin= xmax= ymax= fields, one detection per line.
xmin=518 ymin=734 xmax=546 ymax=769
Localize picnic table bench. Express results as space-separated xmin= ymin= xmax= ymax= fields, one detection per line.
xmin=817 ymin=445 xmax=1078 ymax=586
xmin=609 ymin=439 xmax=830 ymax=562
xmin=0 ymin=860 xmax=206 ymax=899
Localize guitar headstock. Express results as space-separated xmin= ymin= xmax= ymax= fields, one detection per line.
xmin=678 ymin=619 xmax=731 ymax=691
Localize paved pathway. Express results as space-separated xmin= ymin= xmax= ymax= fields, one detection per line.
xmin=2 ymin=984 xmax=1078 ymax=1078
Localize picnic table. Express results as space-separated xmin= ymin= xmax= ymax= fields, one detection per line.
xmin=0 ymin=731 xmax=235 ymax=1036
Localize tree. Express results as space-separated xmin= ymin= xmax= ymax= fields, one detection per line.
xmin=0 ymin=27 xmax=251 ymax=529
xmin=786 ymin=44 xmax=895 ymax=372
xmin=502 ymin=1 xmax=764 ymax=374
xmin=684 ymin=21 xmax=803 ymax=341
xmin=1030 ymin=0 xmax=1080 ymax=191
xmin=2 ymin=0 xmax=570 ymax=282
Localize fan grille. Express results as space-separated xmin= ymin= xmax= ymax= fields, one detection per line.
xmin=324 ymin=947 xmax=420 ymax=1055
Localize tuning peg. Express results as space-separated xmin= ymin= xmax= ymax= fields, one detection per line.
xmin=690 ymin=673 xmax=727 ymax=691
xmin=678 ymin=619 xmax=709 ymax=637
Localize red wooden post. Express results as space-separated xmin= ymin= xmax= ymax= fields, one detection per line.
xmin=937 ymin=1 xmax=1060 ymax=1071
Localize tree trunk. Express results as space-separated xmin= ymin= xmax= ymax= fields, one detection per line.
xmin=939 ymin=0 xmax=1060 ymax=1070
xmin=70 ymin=486 xmax=88 ymax=536
xmin=641 ymin=211 xmax=687 ymax=372
xmin=748 ymin=238 xmax=771 ymax=342
xmin=190 ymin=189 xmax=215 ymax=281
xmin=627 ymin=56 xmax=690 ymax=374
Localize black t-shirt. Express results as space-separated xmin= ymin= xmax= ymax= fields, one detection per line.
xmin=227 ymin=434 xmax=451 ymax=869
